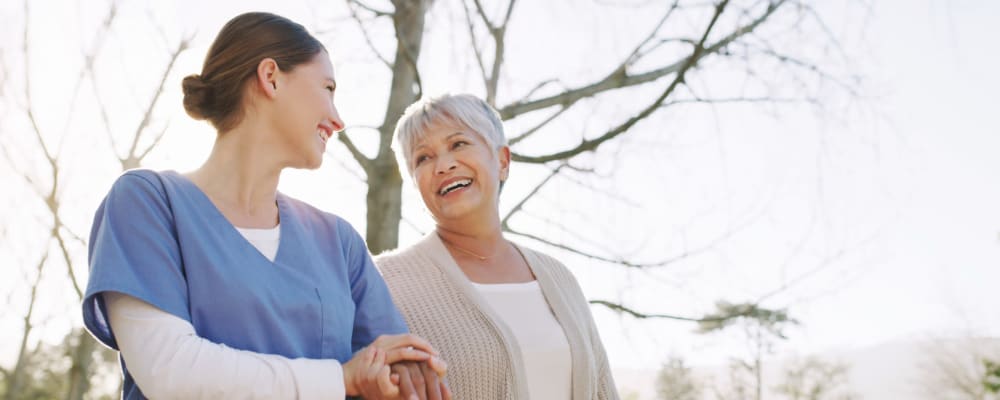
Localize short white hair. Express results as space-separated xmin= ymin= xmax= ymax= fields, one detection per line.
xmin=394 ymin=93 xmax=507 ymax=172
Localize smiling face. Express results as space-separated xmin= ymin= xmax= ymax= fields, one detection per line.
xmin=268 ymin=52 xmax=344 ymax=169
xmin=409 ymin=119 xmax=510 ymax=224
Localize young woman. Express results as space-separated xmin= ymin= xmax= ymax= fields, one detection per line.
xmin=82 ymin=12 xmax=445 ymax=399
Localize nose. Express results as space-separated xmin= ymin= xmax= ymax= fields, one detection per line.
xmin=435 ymin=153 xmax=457 ymax=175
xmin=328 ymin=103 xmax=345 ymax=132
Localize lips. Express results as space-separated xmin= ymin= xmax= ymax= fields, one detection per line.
xmin=317 ymin=124 xmax=334 ymax=144
xmin=438 ymin=177 xmax=473 ymax=196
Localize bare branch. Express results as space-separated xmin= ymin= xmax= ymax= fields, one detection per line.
xmin=461 ymin=0 xmax=489 ymax=88
xmin=590 ymin=299 xmax=706 ymax=321
xmin=347 ymin=0 xmax=393 ymax=69
xmin=500 ymin=163 xmax=565 ymax=227
xmin=54 ymin=224 xmax=84 ymax=300
xmin=513 ymin=79 xmax=563 ymax=105
xmin=347 ymin=0 xmax=394 ymax=17
xmin=336 ymin=129 xmax=374 ymax=173
xmin=498 ymin=0 xmax=786 ymax=120
xmin=6 ymin=252 xmax=49 ymax=399
xmin=506 ymin=226 xmax=689 ymax=269
xmin=124 ymin=35 xmax=192 ymax=168
xmin=511 ymin=0 xmax=741 ymax=164
xmin=135 ymin=121 xmax=171 ymax=162
xmin=622 ymin=0 xmax=681 ymax=66
xmin=58 ymin=3 xmax=117 ymax=156
xmin=661 ymin=95 xmax=821 ymax=107
xmin=507 ymin=105 xmax=569 ymax=146
xmin=471 ymin=0 xmax=518 ymax=105
xmin=589 ymin=299 xmax=780 ymax=324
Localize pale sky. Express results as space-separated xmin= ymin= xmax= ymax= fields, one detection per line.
xmin=1 ymin=0 xmax=998 ymax=381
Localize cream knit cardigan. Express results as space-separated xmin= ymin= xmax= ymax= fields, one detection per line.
xmin=375 ymin=233 xmax=620 ymax=400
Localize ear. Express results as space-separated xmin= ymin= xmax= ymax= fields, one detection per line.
xmin=498 ymin=146 xmax=511 ymax=181
xmin=255 ymin=58 xmax=280 ymax=99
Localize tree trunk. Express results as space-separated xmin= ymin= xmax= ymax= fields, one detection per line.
xmin=365 ymin=0 xmax=429 ymax=253
xmin=64 ymin=330 xmax=95 ymax=400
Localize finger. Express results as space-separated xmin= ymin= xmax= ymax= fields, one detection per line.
xmin=427 ymin=356 xmax=448 ymax=377
xmin=407 ymin=362 xmax=427 ymax=400
xmin=391 ymin=372 xmax=401 ymax=386
xmin=374 ymin=334 xmax=438 ymax=355
xmin=393 ymin=363 xmax=418 ymax=400
xmin=440 ymin=379 xmax=452 ymax=400
xmin=420 ymin=362 xmax=443 ymax=400
xmin=385 ymin=347 xmax=433 ymax=364
xmin=377 ymin=364 xmax=398 ymax=398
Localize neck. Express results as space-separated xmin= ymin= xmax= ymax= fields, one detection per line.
xmin=189 ymin=124 xmax=284 ymax=220
xmin=435 ymin=211 xmax=506 ymax=258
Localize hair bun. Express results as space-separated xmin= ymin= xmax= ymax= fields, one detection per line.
xmin=182 ymin=74 xmax=213 ymax=120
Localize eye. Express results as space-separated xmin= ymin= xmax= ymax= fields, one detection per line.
xmin=451 ymin=140 xmax=469 ymax=150
xmin=414 ymin=154 xmax=429 ymax=165
xmin=325 ymin=85 xmax=335 ymax=93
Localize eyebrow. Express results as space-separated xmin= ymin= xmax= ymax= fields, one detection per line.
xmin=412 ymin=132 xmax=467 ymax=153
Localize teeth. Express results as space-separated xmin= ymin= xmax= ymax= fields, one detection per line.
xmin=317 ymin=129 xmax=327 ymax=143
xmin=439 ymin=179 xmax=472 ymax=195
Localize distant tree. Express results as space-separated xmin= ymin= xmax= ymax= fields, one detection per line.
xmin=700 ymin=301 xmax=797 ymax=400
xmin=772 ymin=356 xmax=855 ymax=400
xmin=0 ymin=329 xmax=118 ymax=400
xmin=656 ymin=356 xmax=702 ymax=400
xmin=918 ymin=338 xmax=1000 ymax=400
xmin=984 ymin=358 xmax=1000 ymax=394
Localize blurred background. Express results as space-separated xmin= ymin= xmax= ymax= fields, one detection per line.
xmin=1 ymin=0 xmax=998 ymax=398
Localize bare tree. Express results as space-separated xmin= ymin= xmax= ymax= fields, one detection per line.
xmin=1 ymin=1 xmax=191 ymax=397
xmin=339 ymin=0 xmax=863 ymax=322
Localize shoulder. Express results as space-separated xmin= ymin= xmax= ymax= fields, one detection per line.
xmin=373 ymin=240 xmax=438 ymax=282
xmin=109 ymin=169 xmax=167 ymax=196
xmin=374 ymin=242 xmax=423 ymax=270
xmin=97 ymin=169 xmax=176 ymax=214
xmin=279 ymin=195 xmax=361 ymax=242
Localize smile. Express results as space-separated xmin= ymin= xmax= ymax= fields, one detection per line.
xmin=439 ymin=178 xmax=472 ymax=196
xmin=317 ymin=125 xmax=333 ymax=144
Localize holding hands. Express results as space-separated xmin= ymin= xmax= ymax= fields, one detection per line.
xmin=344 ymin=334 xmax=451 ymax=400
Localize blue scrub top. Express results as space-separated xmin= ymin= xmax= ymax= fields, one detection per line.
xmin=82 ymin=169 xmax=407 ymax=399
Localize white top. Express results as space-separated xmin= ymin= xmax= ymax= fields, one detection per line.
xmin=472 ymin=281 xmax=572 ymax=400
xmin=235 ymin=224 xmax=281 ymax=262
xmin=102 ymin=224 xmax=346 ymax=399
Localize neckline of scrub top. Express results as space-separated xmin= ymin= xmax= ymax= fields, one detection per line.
xmin=164 ymin=170 xmax=291 ymax=266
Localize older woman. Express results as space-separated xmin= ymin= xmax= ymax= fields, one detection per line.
xmin=376 ymin=94 xmax=620 ymax=399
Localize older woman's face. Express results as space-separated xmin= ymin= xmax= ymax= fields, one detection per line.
xmin=409 ymin=119 xmax=509 ymax=223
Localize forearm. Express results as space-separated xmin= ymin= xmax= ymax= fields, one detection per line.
xmin=105 ymin=292 xmax=345 ymax=399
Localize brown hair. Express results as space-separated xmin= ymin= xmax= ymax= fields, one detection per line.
xmin=181 ymin=12 xmax=325 ymax=132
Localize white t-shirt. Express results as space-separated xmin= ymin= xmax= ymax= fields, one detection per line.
xmin=235 ymin=224 xmax=281 ymax=261
xmin=472 ymin=280 xmax=572 ymax=400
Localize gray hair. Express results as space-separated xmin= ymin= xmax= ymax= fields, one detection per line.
xmin=394 ymin=93 xmax=507 ymax=172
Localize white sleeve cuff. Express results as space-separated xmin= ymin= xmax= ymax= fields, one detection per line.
xmin=284 ymin=357 xmax=345 ymax=399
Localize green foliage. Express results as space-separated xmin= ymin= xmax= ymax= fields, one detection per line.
xmin=0 ymin=329 xmax=119 ymax=400
xmin=696 ymin=301 xmax=797 ymax=339
xmin=656 ymin=356 xmax=702 ymax=400
xmin=984 ymin=358 xmax=1000 ymax=394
